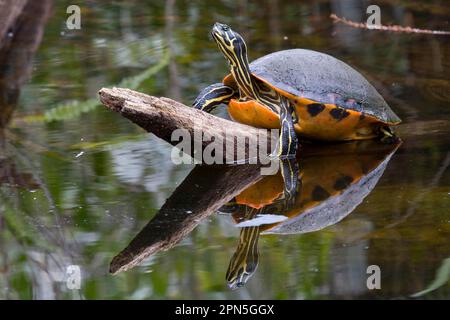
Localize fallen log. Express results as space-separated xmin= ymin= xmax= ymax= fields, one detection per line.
xmin=98 ymin=87 xmax=276 ymax=163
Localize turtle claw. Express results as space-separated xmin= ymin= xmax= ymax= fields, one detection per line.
xmin=380 ymin=126 xmax=401 ymax=144
xmin=381 ymin=134 xmax=401 ymax=144
xmin=268 ymin=141 xmax=297 ymax=160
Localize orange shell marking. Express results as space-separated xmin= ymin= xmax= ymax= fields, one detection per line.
xmin=228 ymin=97 xmax=382 ymax=141
xmin=224 ymin=74 xmax=386 ymax=141
xmin=235 ymin=174 xmax=284 ymax=209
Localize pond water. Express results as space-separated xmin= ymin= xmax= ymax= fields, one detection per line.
xmin=0 ymin=0 xmax=449 ymax=299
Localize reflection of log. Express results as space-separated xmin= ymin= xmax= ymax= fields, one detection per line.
xmin=0 ymin=0 xmax=53 ymax=127
xmin=110 ymin=164 xmax=263 ymax=274
xmin=98 ymin=88 xmax=276 ymax=162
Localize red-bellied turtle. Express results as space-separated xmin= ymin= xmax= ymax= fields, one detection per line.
xmin=193 ymin=23 xmax=401 ymax=157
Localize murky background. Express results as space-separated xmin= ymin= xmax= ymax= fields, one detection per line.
xmin=0 ymin=0 xmax=449 ymax=299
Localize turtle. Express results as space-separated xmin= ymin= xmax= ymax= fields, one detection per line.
xmin=193 ymin=22 xmax=402 ymax=157
xmin=221 ymin=140 xmax=401 ymax=289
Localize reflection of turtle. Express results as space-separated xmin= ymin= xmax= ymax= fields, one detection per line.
xmin=194 ymin=23 xmax=401 ymax=157
xmin=222 ymin=141 xmax=401 ymax=289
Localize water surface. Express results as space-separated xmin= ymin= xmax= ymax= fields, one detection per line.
xmin=0 ymin=0 xmax=449 ymax=299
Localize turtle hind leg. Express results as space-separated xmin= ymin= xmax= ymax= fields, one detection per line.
xmin=193 ymin=83 xmax=236 ymax=113
xmin=275 ymin=97 xmax=298 ymax=158
xmin=380 ymin=126 xmax=401 ymax=144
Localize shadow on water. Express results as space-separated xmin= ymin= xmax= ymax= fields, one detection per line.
xmin=111 ymin=140 xmax=401 ymax=290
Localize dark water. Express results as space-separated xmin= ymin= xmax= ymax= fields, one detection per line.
xmin=0 ymin=0 xmax=449 ymax=299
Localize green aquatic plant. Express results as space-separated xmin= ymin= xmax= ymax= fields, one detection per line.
xmin=69 ymin=133 xmax=146 ymax=151
xmin=410 ymin=257 xmax=450 ymax=298
xmin=22 ymin=49 xmax=170 ymax=123
xmin=24 ymin=98 xmax=99 ymax=123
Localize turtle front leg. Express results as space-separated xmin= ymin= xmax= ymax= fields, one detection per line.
xmin=225 ymin=204 xmax=261 ymax=289
xmin=226 ymin=223 xmax=260 ymax=290
xmin=275 ymin=97 xmax=298 ymax=158
xmin=280 ymin=157 xmax=300 ymax=209
xmin=193 ymin=83 xmax=236 ymax=113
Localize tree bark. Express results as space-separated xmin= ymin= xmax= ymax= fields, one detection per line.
xmin=98 ymin=87 xmax=277 ymax=163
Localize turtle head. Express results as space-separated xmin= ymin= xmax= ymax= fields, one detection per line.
xmin=211 ymin=23 xmax=248 ymax=68
xmin=225 ymin=226 xmax=260 ymax=290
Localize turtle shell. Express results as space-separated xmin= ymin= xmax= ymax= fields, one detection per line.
xmin=224 ymin=49 xmax=401 ymax=124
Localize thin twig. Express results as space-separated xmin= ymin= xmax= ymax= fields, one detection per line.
xmin=330 ymin=13 xmax=450 ymax=35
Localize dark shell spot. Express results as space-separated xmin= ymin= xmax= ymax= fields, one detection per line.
xmin=330 ymin=108 xmax=350 ymax=121
xmin=311 ymin=185 xmax=330 ymax=201
xmin=307 ymin=103 xmax=325 ymax=117
xmin=333 ymin=176 xmax=354 ymax=191
xmin=359 ymin=114 xmax=366 ymax=120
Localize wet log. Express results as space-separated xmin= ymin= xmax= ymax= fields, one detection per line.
xmin=98 ymin=87 xmax=276 ymax=162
